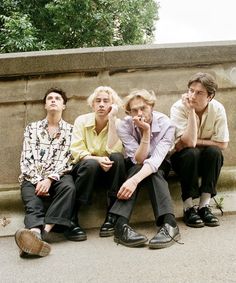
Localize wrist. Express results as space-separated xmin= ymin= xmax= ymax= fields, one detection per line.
xmin=47 ymin=177 xmax=53 ymax=183
xmin=141 ymin=139 xmax=149 ymax=144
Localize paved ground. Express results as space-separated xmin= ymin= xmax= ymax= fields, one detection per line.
xmin=1 ymin=213 xmax=236 ymax=283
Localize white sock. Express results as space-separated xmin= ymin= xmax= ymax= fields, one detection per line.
xmin=199 ymin=193 xmax=211 ymax=209
xmin=183 ymin=197 xmax=193 ymax=211
xmin=30 ymin=228 xmax=41 ymax=234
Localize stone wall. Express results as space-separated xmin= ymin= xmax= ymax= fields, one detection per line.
xmin=0 ymin=41 xmax=236 ymax=188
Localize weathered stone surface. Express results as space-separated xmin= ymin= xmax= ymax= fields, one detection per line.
xmin=0 ymin=42 xmax=235 ymax=236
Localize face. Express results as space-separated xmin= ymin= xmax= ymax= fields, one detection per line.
xmin=92 ymin=92 xmax=113 ymax=117
xmin=187 ymin=82 xmax=213 ymax=112
xmin=44 ymin=92 xmax=65 ymax=113
xmin=129 ymin=97 xmax=153 ymax=124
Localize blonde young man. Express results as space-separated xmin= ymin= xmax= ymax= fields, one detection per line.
xmin=66 ymin=86 xmax=126 ymax=241
xmin=170 ymin=73 xmax=229 ymax=228
xmin=110 ymin=89 xmax=180 ymax=249
xmin=15 ymin=88 xmax=76 ymax=258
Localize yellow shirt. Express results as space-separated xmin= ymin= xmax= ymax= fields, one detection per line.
xmin=70 ymin=112 xmax=123 ymax=164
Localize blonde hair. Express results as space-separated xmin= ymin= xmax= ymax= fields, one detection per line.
xmin=124 ymin=89 xmax=156 ymax=114
xmin=87 ymin=86 xmax=122 ymax=107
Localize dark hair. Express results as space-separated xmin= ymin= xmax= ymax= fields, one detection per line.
xmin=188 ymin=72 xmax=218 ymax=97
xmin=43 ymin=87 xmax=68 ymax=104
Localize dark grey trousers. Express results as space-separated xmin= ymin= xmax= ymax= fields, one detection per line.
xmin=21 ymin=174 xmax=76 ymax=229
xmin=170 ymin=146 xmax=223 ymax=201
xmin=70 ymin=153 xmax=126 ymax=224
xmin=110 ymin=160 xmax=174 ymax=221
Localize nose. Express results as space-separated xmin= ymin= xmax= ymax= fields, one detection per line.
xmin=189 ymin=91 xmax=197 ymax=99
xmin=99 ymin=101 xmax=104 ymax=107
xmin=137 ymin=108 xmax=143 ymax=116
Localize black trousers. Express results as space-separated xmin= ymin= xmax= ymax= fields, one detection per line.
xmin=110 ymin=159 xmax=174 ymax=222
xmin=170 ymin=146 xmax=223 ymax=201
xmin=21 ymin=174 xmax=76 ymax=229
xmin=71 ymin=153 xmax=126 ymax=219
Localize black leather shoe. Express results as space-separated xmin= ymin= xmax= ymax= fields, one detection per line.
xmin=184 ymin=207 xmax=204 ymax=228
xmin=114 ymin=224 xmax=148 ymax=247
xmin=198 ymin=206 xmax=220 ymax=227
xmin=149 ymin=223 xmax=181 ymax=249
xmin=64 ymin=225 xmax=87 ymax=241
xmin=99 ymin=213 xmax=117 ymax=237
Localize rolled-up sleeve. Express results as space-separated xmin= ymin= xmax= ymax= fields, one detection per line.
xmin=117 ymin=118 xmax=139 ymax=164
xmin=144 ymin=124 xmax=175 ymax=172
xmin=170 ymin=100 xmax=188 ymax=142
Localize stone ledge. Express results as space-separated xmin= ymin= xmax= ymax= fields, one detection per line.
xmin=1 ymin=41 xmax=236 ymax=77
xmin=1 ymin=166 xmax=235 ymax=237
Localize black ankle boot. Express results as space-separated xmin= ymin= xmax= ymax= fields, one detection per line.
xmin=99 ymin=213 xmax=118 ymax=237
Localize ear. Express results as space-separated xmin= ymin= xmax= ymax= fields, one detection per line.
xmin=208 ymin=94 xmax=215 ymax=102
xmin=62 ymin=104 xmax=66 ymax=110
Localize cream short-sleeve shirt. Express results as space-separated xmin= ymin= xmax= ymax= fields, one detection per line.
xmin=170 ymin=99 xmax=229 ymax=143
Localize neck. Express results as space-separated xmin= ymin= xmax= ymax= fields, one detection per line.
xmin=95 ymin=115 xmax=108 ymax=134
xmin=195 ymin=105 xmax=208 ymax=118
xmin=46 ymin=112 xmax=62 ymax=127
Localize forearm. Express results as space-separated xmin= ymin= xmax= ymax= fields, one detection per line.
xmin=197 ymin=139 xmax=228 ymax=150
xmin=107 ymin=116 xmax=119 ymax=149
xmin=135 ymin=129 xmax=150 ymax=163
xmin=130 ymin=163 xmax=153 ymax=185
xmin=180 ymin=109 xmax=198 ymax=147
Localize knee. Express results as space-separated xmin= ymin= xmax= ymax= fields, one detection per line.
xmin=109 ymin=152 xmax=124 ymax=163
xmin=60 ymin=176 xmax=76 ymax=194
xmin=75 ymin=159 xmax=100 ymax=176
xmin=204 ymin=146 xmax=223 ymax=161
xmin=109 ymin=153 xmax=125 ymax=169
xmin=181 ymin=147 xmax=200 ymax=161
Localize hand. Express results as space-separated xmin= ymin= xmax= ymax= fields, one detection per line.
xmin=98 ymin=156 xmax=114 ymax=172
xmin=181 ymin=93 xmax=194 ymax=110
xmin=132 ymin=116 xmax=150 ymax=131
xmin=108 ymin=104 xmax=119 ymax=118
xmin=35 ymin=178 xmax=52 ymax=196
xmin=117 ymin=177 xmax=138 ymax=200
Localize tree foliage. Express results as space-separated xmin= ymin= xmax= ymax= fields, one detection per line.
xmin=0 ymin=0 xmax=159 ymax=53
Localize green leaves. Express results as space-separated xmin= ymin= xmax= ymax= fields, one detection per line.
xmin=0 ymin=13 xmax=46 ymax=52
xmin=0 ymin=0 xmax=159 ymax=53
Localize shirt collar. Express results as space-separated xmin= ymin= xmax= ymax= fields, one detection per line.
xmin=41 ymin=118 xmax=65 ymax=130
xmin=84 ymin=113 xmax=96 ymax=128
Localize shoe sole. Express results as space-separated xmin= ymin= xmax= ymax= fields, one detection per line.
xmin=114 ymin=237 xmax=148 ymax=247
xmin=15 ymin=229 xmax=51 ymax=257
xmin=185 ymin=222 xmax=205 ymax=228
xmin=149 ymin=233 xmax=181 ymax=249
xmin=99 ymin=230 xmax=114 ymax=237
xmin=65 ymin=235 xmax=87 ymax=241
xmin=204 ymin=222 xmax=220 ymax=227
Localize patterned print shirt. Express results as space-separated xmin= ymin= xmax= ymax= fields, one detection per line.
xmin=19 ymin=118 xmax=73 ymax=184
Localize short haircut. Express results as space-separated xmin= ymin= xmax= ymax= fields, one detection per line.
xmin=43 ymin=87 xmax=68 ymax=105
xmin=188 ymin=72 xmax=218 ymax=96
xmin=87 ymin=86 xmax=122 ymax=107
xmin=124 ymin=89 xmax=156 ymax=114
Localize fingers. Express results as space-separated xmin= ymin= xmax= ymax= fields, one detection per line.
xmin=117 ymin=187 xmax=132 ymax=200
xmin=35 ymin=182 xmax=49 ymax=196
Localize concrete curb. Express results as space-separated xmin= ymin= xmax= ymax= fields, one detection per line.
xmin=1 ymin=166 xmax=235 ymax=237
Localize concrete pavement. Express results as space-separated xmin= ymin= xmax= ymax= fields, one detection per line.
xmin=1 ymin=213 xmax=236 ymax=283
